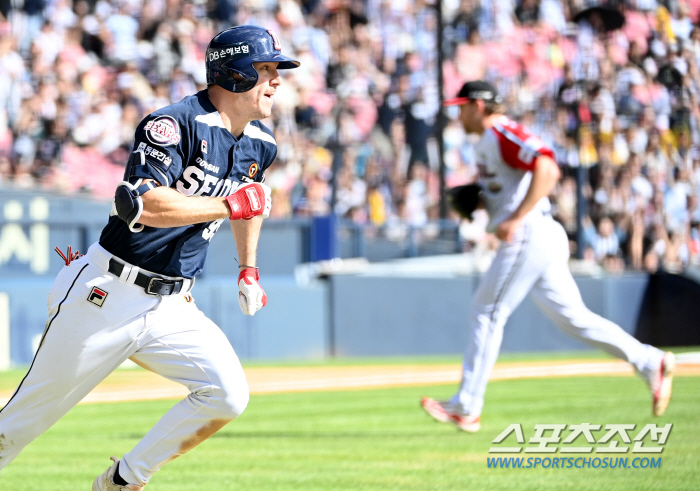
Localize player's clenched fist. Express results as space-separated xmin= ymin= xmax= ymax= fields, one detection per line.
xmin=238 ymin=267 xmax=268 ymax=315
xmin=225 ymin=183 xmax=272 ymax=220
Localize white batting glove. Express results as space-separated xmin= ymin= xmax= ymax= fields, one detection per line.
xmin=238 ymin=267 xmax=268 ymax=315
xmin=259 ymin=183 xmax=271 ymax=219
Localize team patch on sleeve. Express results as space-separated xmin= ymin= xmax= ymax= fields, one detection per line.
xmin=137 ymin=142 xmax=173 ymax=167
xmin=248 ymin=163 xmax=259 ymax=178
xmin=144 ymin=115 xmax=181 ymax=147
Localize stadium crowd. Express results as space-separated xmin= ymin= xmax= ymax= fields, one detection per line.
xmin=2 ymin=0 xmax=700 ymax=272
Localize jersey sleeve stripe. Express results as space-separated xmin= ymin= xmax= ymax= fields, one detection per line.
xmin=492 ymin=123 xmax=554 ymax=171
xmin=494 ymin=123 xmax=530 ymax=150
xmin=243 ymin=123 xmax=277 ymax=145
xmin=195 ymin=113 xmax=227 ymax=128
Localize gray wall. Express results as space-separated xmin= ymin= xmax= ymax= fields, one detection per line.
xmin=328 ymin=273 xmax=649 ymax=356
xmin=329 ymin=276 xmax=474 ymax=357
xmin=0 ymin=192 xmax=109 ymax=278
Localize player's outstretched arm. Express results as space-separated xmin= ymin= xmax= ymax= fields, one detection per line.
xmin=134 ymin=180 xmax=270 ymax=228
xmin=137 ymin=183 xmax=229 ymax=227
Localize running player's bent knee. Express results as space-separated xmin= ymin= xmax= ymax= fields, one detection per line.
xmin=219 ymin=388 xmax=249 ymax=419
xmin=209 ymin=386 xmax=249 ymax=419
xmin=190 ymin=383 xmax=249 ymax=419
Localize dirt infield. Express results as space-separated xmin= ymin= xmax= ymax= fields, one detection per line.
xmin=2 ymin=357 xmax=699 ymax=406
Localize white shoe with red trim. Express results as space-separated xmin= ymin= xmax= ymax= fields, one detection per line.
xmin=652 ymin=352 xmax=675 ymax=417
xmin=421 ymin=397 xmax=481 ymax=432
xmin=450 ymin=412 xmax=482 ymax=433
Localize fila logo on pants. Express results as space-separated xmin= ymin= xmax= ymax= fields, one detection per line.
xmin=87 ymin=287 xmax=108 ymax=307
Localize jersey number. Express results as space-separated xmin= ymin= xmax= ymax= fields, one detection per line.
xmin=202 ymin=218 xmax=224 ymax=241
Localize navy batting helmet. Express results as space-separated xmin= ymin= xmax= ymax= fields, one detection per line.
xmin=206 ymin=25 xmax=300 ymax=93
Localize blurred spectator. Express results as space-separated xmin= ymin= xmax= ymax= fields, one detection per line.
xmin=334 ymin=162 xmax=367 ymax=219
xmin=448 ymin=0 xmax=482 ymax=55
xmin=515 ymin=0 xmax=540 ymax=26
xmin=591 ymin=215 xmax=621 ymax=261
xmin=104 ymin=2 xmax=139 ymax=64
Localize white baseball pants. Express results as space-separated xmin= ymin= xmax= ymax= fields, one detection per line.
xmin=0 ymin=243 xmax=249 ymax=485
xmin=452 ymin=213 xmax=663 ymax=416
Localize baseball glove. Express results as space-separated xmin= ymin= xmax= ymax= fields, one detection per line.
xmin=447 ymin=183 xmax=483 ymax=221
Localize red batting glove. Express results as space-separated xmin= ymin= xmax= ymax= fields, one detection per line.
xmin=238 ymin=267 xmax=268 ymax=315
xmin=225 ymin=183 xmax=272 ymax=220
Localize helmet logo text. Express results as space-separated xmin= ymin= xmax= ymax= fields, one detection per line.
xmin=208 ymin=43 xmax=250 ymax=61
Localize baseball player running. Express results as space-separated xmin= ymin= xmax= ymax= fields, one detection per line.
xmin=421 ymin=81 xmax=675 ymax=432
xmin=0 ymin=26 xmax=298 ymax=489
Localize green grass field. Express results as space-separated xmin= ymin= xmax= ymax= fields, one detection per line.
xmin=0 ymin=357 xmax=698 ymax=491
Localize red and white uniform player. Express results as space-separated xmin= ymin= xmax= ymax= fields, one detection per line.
xmin=477 ymin=117 xmax=555 ymax=232
xmin=422 ymin=81 xmax=674 ymax=432
xmin=460 ymin=114 xmax=662 ymax=413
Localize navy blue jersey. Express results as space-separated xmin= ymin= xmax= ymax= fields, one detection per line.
xmin=99 ymin=90 xmax=277 ymax=278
